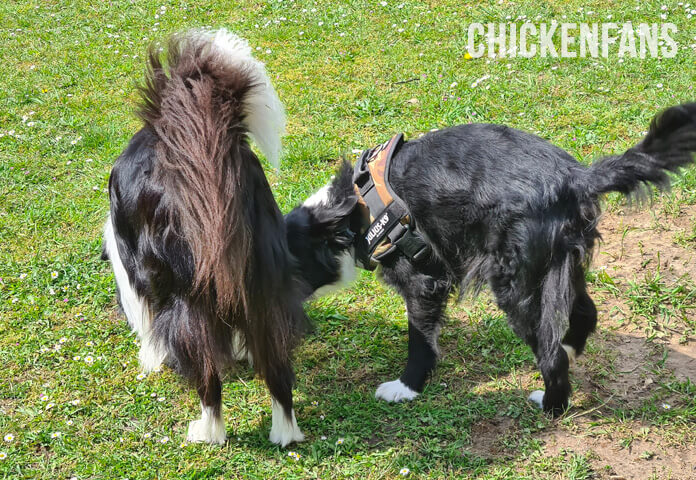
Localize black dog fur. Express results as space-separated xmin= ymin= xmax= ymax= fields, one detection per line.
xmin=286 ymin=104 xmax=696 ymax=414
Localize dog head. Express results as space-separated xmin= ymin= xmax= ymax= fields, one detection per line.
xmin=286 ymin=162 xmax=362 ymax=298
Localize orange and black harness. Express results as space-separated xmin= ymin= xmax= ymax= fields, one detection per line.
xmin=352 ymin=133 xmax=430 ymax=270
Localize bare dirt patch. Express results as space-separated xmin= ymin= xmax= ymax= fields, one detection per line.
xmin=531 ymin=327 xmax=695 ymax=479
xmin=465 ymin=416 xmax=518 ymax=459
xmin=538 ymin=430 xmax=696 ymax=480
xmin=595 ymin=204 xmax=696 ymax=286
xmin=592 ymin=205 xmax=696 ymax=371
xmin=664 ymin=341 xmax=696 ymax=383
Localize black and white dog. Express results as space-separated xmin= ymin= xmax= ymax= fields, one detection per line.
xmin=102 ymin=30 xmax=308 ymax=445
xmin=286 ymin=104 xmax=696 ymax=414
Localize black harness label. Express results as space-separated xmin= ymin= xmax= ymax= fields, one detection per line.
xmin=364 ymin=203 xmax=404 ymax=252
xmin=366 ymin=211 xmax=390 ymax=247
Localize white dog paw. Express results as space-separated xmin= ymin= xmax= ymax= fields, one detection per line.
xmin=269 ymin=422 xmax=304 ymax=447
xmin=375 ymin=379 xmax=419 ymax=403
xmin=269 ymin=400 xmax=304 ymax=447
xmin=187 ymin=417 xmax=226 ymax=445
xmin=528 ymin=390 xmax=545 ymax=410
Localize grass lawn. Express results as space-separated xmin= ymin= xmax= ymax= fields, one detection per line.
xmin=1 ymin=0 xmax=695 ymax=478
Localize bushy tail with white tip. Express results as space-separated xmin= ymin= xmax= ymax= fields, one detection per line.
xmin=137 ymin=29 xmax=286 ymax=312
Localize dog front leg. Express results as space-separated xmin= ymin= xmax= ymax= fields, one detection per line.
xmin=375 ymin=321 xmax=437 ymax=402
xmin=375 ymin=292 xmax=447 ymax=403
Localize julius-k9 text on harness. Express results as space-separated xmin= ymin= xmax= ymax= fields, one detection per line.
xmin=352 ymin=133 xmax=430 ymax=270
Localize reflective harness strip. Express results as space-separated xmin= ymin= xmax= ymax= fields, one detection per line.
xmin=352 ymin=133 xmax=429 ymax=270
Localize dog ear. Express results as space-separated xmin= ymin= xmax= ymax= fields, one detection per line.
xmin=310 ymin=195 xmax=359 ymax=235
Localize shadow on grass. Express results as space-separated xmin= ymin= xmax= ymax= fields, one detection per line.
xmin=220 ymin=303 xmax=696 ymax=477
xmin=223 ymin=303 xmax=547 ymax=473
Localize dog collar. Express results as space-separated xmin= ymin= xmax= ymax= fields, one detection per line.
xmin=352 ymin=133 xmax=429 ymax=270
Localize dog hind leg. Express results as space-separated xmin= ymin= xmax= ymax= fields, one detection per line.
xmin=527 ymin=258 xmax=575 ymax=415
xmin=561 ymin=277 xmax=597 ymax=364
xmin=103 ymin=216 xmax=166 ymax=372
xmin=266 ymin=361 xmax=304 ymax=447
xmin=529 ymin=340 xmax=571 ymax=415
xmin=187 ymin=373 xmax=226 ymax=444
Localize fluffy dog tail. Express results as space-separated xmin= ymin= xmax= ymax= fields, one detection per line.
xmin=138 ymin=29 xmax=285 ymax=313
xmin=584 ymin=103 xmax=696 ymax=197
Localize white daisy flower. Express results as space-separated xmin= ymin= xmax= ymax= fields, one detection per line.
xmin=3 ymin=434 xmax=14 ymax=442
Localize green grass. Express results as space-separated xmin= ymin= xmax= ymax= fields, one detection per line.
xmin=2 ymin=0 xmax=696 ymax=478
xmin=626 ymin=271 xmax=696 ymax=340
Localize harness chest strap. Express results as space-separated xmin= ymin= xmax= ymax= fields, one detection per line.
xmin=352 ymin=133 xmax=429 ymax=269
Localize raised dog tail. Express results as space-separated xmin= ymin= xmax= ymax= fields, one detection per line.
xmin=584 ymin=103 xmax=696 ymax=197
xmin=137 ymin=29 xmax=286 ymax=313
